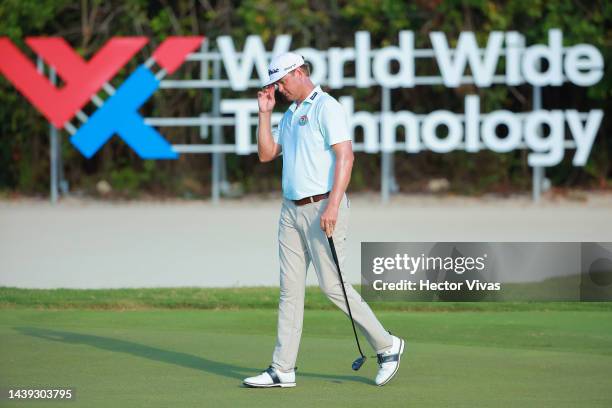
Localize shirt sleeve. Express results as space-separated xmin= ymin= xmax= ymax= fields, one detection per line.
xmin=272 ymin=127 xmax=281 ymax=144
xmin=318 ymin=97 xmax=352 ymax=146
xmin=272 ymin=116 xmax=283 ymax=145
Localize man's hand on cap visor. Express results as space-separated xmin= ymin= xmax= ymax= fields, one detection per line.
xmin=263 ymin=83 xmax=279 ymax=91
xmin=257 ymin=86 xmax=276 ymax=113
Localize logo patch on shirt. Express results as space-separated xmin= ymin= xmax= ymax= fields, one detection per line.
xmin=298 ymin=115 xmax=308 ymax=126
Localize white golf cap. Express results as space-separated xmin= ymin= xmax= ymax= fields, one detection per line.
xmin=263 ymin=52 xmax=305 ymax=87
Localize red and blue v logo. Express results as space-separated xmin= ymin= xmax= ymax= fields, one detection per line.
xmin=0 ymin=36 xmax=204 ymax=159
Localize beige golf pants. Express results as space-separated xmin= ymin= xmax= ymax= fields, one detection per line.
xmin=271 ymin=195 xmax=393 ymax=372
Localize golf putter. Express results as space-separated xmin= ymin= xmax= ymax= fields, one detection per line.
xmin=327 ymin=236 xmax=367 ymax=371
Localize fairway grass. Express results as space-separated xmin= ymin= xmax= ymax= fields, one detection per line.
xmin=1 ymin=307 xmax=611 ymax=407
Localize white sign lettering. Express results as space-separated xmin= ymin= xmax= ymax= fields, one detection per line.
xmin=214 ymin=29 xmax=604 ymax=167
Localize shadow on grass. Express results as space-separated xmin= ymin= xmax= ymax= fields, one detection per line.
xmin=15 ymin=327 xmax=371 ymax=385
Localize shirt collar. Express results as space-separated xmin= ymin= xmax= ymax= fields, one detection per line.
xmin=289 ymin=85 xmax=322 ymax=112
xmin=303 ymin=85 xmax=322 ymax=104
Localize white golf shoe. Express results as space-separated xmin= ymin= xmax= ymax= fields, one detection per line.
xmin=243 ymin=366 xmax=296 ymax=388
xmin=375 ymin=335 xmax=405 ymax=386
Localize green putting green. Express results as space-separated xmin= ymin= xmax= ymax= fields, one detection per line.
xmin=1 ymin=307 xmax=611 ymax=407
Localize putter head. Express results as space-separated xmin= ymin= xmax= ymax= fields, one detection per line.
xmin=352 ymin=356 xmax=366 ymax=371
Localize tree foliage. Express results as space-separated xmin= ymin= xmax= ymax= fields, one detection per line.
xmin=0 ymin=0 xmax=609 ymax=197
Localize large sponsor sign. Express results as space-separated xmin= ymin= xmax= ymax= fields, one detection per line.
xmin=0 ymin=36 xmax=203 ymax=158
xmin=0 ymin=30 xmax=604 ymax=166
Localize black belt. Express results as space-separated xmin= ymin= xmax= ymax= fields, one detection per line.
xmin=293 ymin=192 xmax=330 ymax=206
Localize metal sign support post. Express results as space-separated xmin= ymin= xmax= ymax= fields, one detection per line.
xmin=211 ymin=57 xmax=223 ymax=203
xmin=532 ymin=82 xmax=544 ymax=203
xmin=380 ymin=87 xmax=391 ymax=203
xmin=38 ymin=56 xmax=60 ymax=204
xmin=49 ymin=66 xmax=59 ymax=204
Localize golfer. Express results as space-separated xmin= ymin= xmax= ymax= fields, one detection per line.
xmin=243 ymin=52 xmax=404 ymax=388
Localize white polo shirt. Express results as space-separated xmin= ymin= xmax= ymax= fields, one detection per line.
xmin=272 ymin=86 xmax=352 ymax=200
